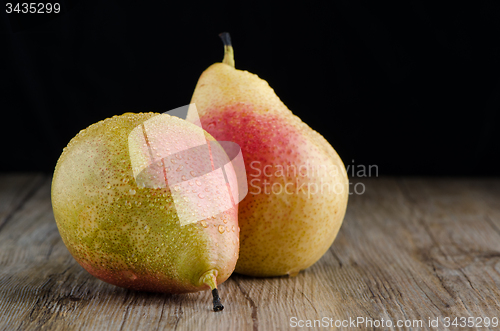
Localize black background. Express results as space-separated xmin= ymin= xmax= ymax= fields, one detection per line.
xmin=1 ymin=1 xmax=499 ymax=176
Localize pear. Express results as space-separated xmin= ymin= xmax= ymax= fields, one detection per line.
xmin=51 ymin=112 xmax=239 ymax=311
xmin=187 ymin=33 xmax=349 ymax=277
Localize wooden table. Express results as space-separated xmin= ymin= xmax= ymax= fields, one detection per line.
xmin=1 ymin=174 xmax=500 ymax=330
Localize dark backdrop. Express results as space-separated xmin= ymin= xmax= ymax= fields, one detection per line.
xmin=1 ymin=1 xmax=499 ymax=175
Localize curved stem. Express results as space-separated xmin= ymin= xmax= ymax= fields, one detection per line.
xmin=211 ymin=289 xmax=224 ymax=311
xmin=200 ymin=270 xmax=224 ymax=311
xmin=219 ymin=32 xmax=235 ymax=68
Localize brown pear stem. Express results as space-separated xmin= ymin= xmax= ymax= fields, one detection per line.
xmin=219 ymin=32 xmax=235 ymax=68
xmin=212 ymin=289 xmax=224 ymax=311
xmin=201 ymin=270 xmax=224 ymax=312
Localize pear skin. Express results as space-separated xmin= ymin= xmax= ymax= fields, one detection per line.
xmin=51 ymin=112 xmax=238 ymax=310
xmin=188 ymin=33 xmax=349 ymax=277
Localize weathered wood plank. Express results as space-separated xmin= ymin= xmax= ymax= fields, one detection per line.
xmin=1 ymin=176 xmax=500 ymax=330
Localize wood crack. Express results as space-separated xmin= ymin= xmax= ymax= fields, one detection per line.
xmin=409 ymin=273 xmax=446 ymax=311
xmin=235 ymin=279 xmax=259 ymax=331
xmin=173 ymin=299 xmax=183 ymax=331
xmin=298 ymin=290 xmax=318 ymax=315
xmin=118 ymin=291 xmax=135 ymax=331
xmin=155 ymin=296 xmax=167 ymax=331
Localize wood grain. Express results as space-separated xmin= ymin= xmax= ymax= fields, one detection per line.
xmin=1 ymin=175 xmax=500 ymax=330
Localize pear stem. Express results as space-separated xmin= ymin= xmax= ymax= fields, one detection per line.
xmin=201 ymin=270 xmax=224 ymax=312
xmin=219 ymin=32 xmax=235 ymax=68
xmin=212 ymin=289 xmax=224 ymax=311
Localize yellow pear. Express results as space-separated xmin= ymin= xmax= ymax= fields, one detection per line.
xmin=51 ymin=112 xmax=240 ymax=310
xmin=188 ymin=33 xmax=349 ymax=277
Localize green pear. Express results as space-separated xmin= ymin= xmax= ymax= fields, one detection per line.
xmin=51 ymin=112 xmax=240 ymax=310
xmin=188 ymin=33 xmax=349 ymax=277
